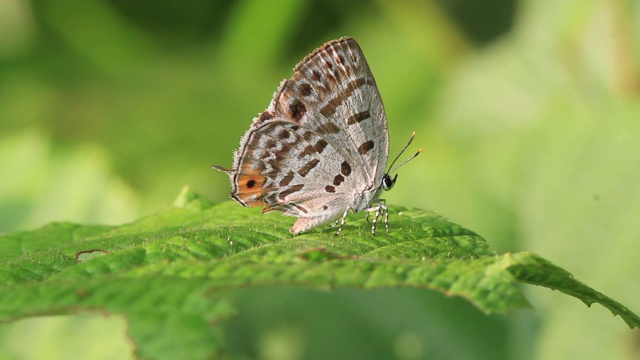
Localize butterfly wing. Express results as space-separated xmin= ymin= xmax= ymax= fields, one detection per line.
xmin=215 ymin=37 xmax=389 ymax=233
xmin=273 ymin=37 xmax=389 ymax=188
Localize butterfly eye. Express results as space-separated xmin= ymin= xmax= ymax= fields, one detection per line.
xmin=381 ymin=174 xmax=398 ymax=191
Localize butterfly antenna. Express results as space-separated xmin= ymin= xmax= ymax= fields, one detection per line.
xmin=387 ymin=131 xmax=422 ymax=174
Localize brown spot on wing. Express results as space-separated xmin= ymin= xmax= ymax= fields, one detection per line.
xmin=279 ymin=171 xmax=295 ymax=186
xmin=298 ymin=83 xmax=312 ymax=96
xmin=292 ymin=204 xmax=309 ymax=214
xmin=297 ymin=139 xmax=327 ymax=157
xmin=279 ymin=184 xmax=304 ymax=201
xmin=258 ymin=111 xmax=275 ymax=123
xmin=325 ymin=185 xmax=336 ymax=193
xmin=289 ymin=99 xmax=306 ymax=122
xmin=314 ymin=139 xmax=328 ymax=153
xmin=358 ymin=140 xmax=375 ymax=155
xmin=278 ymin=129 xmax=290 ymax=139
xmin=341 ymin=161 xmax=352 ymax=176
xmin=298 ymin=159 xmax=320 ymax=177
xmin=333 ymin=174 xmax=344 ymax=186
xmin=347 ymin=110 xmax=370 ymax=125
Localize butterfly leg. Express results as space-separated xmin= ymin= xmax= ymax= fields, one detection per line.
xmin=372 ymin=207 xmax=381 ymax=235
xmin=334 ymin=208 xmax=350 ymax=236
xmin=366 ymin=199 xmax=388 ymax=235
xmin=378 ymin=199 xmax=389 ymax=233
xmin=383 ymin=201 xmax=389 ymax=233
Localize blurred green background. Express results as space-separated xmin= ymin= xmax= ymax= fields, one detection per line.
xmin=1 ymin=0 xmax=639 ymax=359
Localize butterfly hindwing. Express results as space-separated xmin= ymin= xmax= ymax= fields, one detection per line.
xmin=230 ymin=121 xmax=351 ymax=216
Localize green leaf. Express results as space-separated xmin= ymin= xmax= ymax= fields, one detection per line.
xmin=0 ymin=188 xmax=638 ymax=359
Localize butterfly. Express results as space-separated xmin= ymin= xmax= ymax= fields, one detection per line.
xmin=214 ymin=37 xmax=420 ymax=235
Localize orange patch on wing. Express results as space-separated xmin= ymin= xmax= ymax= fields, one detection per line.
xmin=234 ymin=172 xmax=267 ymax=207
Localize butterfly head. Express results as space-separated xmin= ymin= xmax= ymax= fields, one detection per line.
xmin=381 ymin=173 xmax=398 ymax=191
xmin=382 ymin=131 xmax=422 ymax=192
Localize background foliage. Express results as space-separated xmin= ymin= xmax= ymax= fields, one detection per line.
xmin=0 ymin=0 xmax=639 ymax=359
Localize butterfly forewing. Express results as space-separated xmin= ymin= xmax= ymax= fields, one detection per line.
xmin=274 ymin=38 xmax=389 ymax=186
